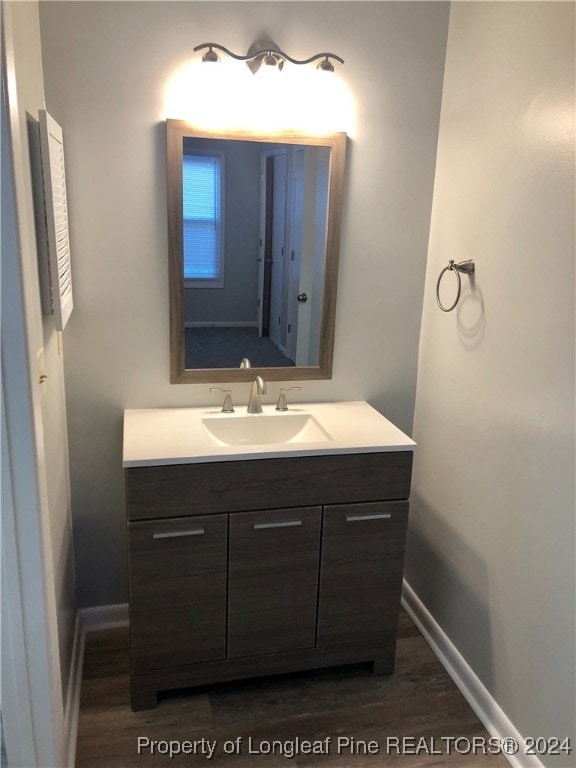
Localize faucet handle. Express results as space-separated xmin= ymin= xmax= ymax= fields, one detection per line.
xmin=210 ymin=387 xmax=234 ymax=413
xmin=276 ymin=387 xmax=301 ymax=412
xmin=239 ymin=358 xmax=251 ymax=368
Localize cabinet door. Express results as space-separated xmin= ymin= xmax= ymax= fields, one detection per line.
xmin=228 ymin=507 xmax=322 ymax=658
xmin=317 ymin=501 xmax=408 ymax=648
xmin=128 ymin=514 xmax=228 ymax=672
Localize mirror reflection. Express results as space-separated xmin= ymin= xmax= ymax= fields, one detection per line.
xmin=167 ymin=122 xmax=347 ymax=383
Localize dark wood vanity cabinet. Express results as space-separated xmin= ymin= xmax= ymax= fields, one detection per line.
xmin=126 ymin=452 xmax=412 ymax=710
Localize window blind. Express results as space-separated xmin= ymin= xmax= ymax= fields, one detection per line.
xmin=182 ymin=153 xmax=222 ymax=281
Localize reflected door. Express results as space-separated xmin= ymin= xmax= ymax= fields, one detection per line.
xmin=268 ymin=153 xmax=286 ymax=350
xmin=286 ymin=149 xmax=304 ymax=362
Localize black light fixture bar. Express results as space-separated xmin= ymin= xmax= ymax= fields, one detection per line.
xmin=193 ymin=42 xmax=344 ymax=71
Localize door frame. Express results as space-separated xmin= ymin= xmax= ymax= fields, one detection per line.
xmin=1 ymin=8 xmax=66 ymax=765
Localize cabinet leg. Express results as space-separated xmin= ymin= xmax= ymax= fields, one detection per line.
xmin=131 ymin=682 xmax=158 ymax=711
xmin=373 ymin=654 xmax=394 ymax=676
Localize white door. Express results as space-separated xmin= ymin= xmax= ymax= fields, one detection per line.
xmin=268 ymin=153 xmax=286 ymax=349
xmin=256 ymin=153 xmax=267 ymax=336
xmin=2 ymin=20 xmax=67 ymax=765
xmin=286 ymin=149 xmax=304 ymax=362
xmin=294 ymin=147 xmax=330 ymax=366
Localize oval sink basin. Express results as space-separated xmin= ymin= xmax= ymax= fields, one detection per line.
xmin=202 ymin=413 xmax=332 ymax=447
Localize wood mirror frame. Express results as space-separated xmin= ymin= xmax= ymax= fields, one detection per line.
xmin=167 ymin=120 xmax=347 ymax=384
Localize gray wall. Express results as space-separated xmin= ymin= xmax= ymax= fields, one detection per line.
xmin=408 ymin=2 xmax=575 ymax=762
xmin=39 ymin=1 xmax=449 ymax=608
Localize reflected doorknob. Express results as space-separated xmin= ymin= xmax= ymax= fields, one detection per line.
xmin=297 ymin=293 xmax=308 ymax=303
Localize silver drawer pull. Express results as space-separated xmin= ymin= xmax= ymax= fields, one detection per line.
xmin=153 ymin=528 xmax=205 ymax=539
xmin=346 ymin=513 xmax=392 ymax=522
xmin=254 ymin=520 xmax=302 ymax=530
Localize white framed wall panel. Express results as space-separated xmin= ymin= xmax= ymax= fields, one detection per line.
xmin=39 ymin=109 xmax=73 ymax=330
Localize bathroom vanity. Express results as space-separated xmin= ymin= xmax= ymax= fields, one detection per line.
xmin=123 ymin=401 xmax=415 ymax=710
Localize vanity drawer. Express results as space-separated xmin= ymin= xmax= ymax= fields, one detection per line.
xmin=128 ymin=514 xmax=228 ymax=672
xmin=125 ymin=452 xmax=413 ymax=521
xmin=317 ymin=501 xmax=408 ymax=648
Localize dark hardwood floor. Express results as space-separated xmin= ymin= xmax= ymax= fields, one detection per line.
xmin=76 ymin=611 xmax=509 ymax=767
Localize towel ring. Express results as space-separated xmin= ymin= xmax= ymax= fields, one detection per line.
xmin=436 ymin=259 xmax=475 ymax=312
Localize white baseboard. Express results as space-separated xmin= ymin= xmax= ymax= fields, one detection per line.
xmin=63 ymin=613 xmax=84 ymax=768
xmin=63 ymin=605 xmax=128 ymax=765
xmin=185 ymin=321 xmax=258 ymax=329
xmin=80 ymin=602 xmax=129 ymax=632
xmin=402 ymin=580 xmax=543 ymax=768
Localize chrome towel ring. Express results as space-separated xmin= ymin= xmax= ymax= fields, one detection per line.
xmin=436 ymin=259 xmax=475 ymax=312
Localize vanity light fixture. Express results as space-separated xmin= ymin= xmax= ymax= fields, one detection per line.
xmin=193 ymin=41 xmax=344 ymax=75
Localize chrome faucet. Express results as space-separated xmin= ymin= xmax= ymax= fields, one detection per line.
xmin=247 ymin=376 xmax=267 ymax=414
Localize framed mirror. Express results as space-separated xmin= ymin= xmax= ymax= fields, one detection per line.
xmin=167 ymin=120 xmax=347 ymax=383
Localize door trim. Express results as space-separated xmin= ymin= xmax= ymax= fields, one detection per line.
xmin=1 ymin=7 xmax=66 ymax=764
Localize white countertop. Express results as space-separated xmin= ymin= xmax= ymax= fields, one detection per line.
xmin=122 ymin=401 xmax=416 ymax=468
